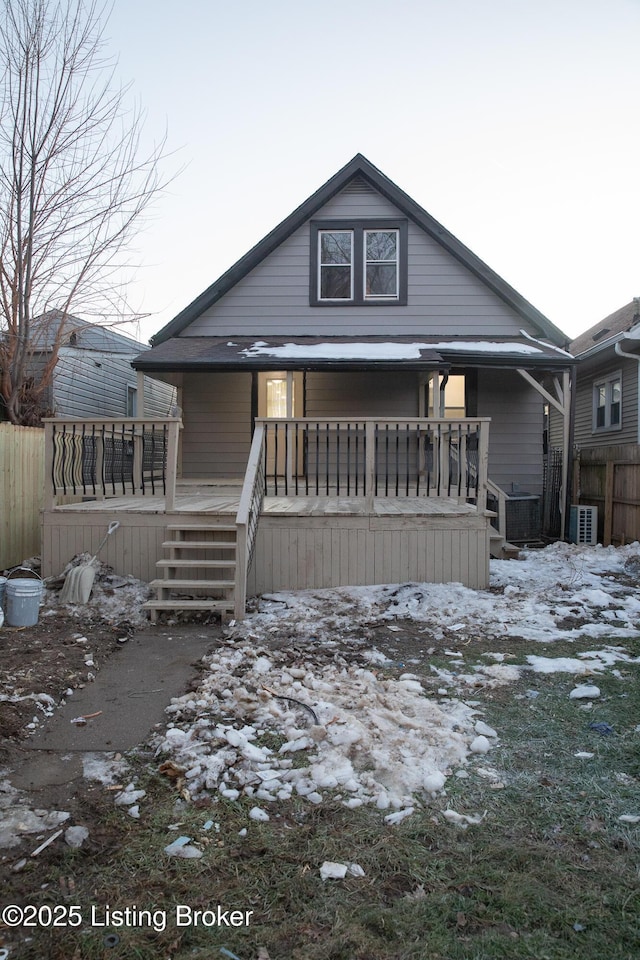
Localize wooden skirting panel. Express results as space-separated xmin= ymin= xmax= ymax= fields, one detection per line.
xmin=247 ymin=514 xmax=490 ymax=594
xmin=42 ymin=511 xmax=234 ymax=582
xmin=43 ymin=509 xmax=490 ymax=594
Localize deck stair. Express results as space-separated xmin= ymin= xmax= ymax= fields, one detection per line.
xmin=489 ymin=527 xmax=520 ymax=560
xmin=143 ymin=523 xmax=238 ymax=620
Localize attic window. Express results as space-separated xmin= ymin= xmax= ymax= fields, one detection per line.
xmin=310 ymin=219 xmax=407 ymax=306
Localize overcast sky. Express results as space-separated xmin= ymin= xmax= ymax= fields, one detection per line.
xmin=105 ymin=0 xmax=640 ymax=344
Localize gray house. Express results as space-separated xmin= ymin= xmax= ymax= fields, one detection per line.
xmin=31 ymin=312 xmax=176 ymax=419
xmin=41 ymin=155 xmax=574 ymax=618
xmin=562 ymin=299 xmax=640 ymax=544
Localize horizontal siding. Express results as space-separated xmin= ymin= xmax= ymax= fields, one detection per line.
xmin=143 ymin=376 xmax=177 ymax=417
xmin=175 ymin=367 xmax=543 ymax=493
xmin=181 ymin=372 xmax=252 ymax=478
xmin=573 ymin=355 xmax=638 ymax=449
xmin=52 ymin=348 xmax=175 ymax=418
xmin=478 ymin=370 xmax=545 ymax=494
xmin=305 ymin=371 xmax=418 ymax=417
xmin=185 ymin=181 xmax=529 ymax=339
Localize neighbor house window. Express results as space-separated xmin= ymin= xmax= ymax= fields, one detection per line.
xmin=126 ymin=385 xmax=137 ymax=417
xmin=593 ymin=373 xmax=621 ymax=431
xmin=311 ymin=219 xmax=407 ymax=305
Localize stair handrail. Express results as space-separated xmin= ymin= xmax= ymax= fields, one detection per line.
xmin=235 ymin=423 xmax=266 ymax=618
xmin=487 ymin=478 xmax=508 ymax=541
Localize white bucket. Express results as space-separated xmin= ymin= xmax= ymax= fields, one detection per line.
xmin=0 ymin=575 xmax=6 ymax=610
xmin=5 ymin=576 xmax=43 ymax=627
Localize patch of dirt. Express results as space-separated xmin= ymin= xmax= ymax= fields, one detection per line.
xmin=0 ymin=610 xmax=133 ymax=750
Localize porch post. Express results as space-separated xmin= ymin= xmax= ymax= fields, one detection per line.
xmin=561 ymin=368 xmax=574 ymax=541
xmin=165 ymin=419 xmax=180 ymax=512
xmin=365 ymin=420 xmax=376 ymax=511
xmin=477 ymin=420 xmax=489 ymax=513
xmin=517 ymin=367 xmax=572 ymax=540
xmin=286 ymin=372 xmax=294 ymax=488
xmin=43 ymin=420 xmax=55 ymax=511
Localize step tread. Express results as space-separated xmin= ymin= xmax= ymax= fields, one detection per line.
xmin=156 ymin=559 xmax=236 ymax=568
xmin=162 ymin=540 xmax=236 ymax=550
xmin=150 ymin=579 xmax=235 ymax=589
xmin=143 ymin=599 xmax=234 ymax=611
xmin=166 ymin=524 xmax=237 ymax=532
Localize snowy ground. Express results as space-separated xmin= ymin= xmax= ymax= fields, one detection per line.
xmin=151 ymin=542 xmax=640 ymax=821
xmin=2 ymin=540 xmax=639 ymax=851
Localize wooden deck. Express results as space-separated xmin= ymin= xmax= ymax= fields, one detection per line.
xmin=41 ymin=417 xmax=494 ymax=605
xmin=42 ymin=491 xmax=490 ymax=596
xmin=50 ymin=493 xmax=479 ymax=518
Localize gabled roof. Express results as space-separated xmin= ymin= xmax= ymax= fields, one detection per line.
xmin=150 ymin=154 xmax=568 ymax=347
xmin=571 ymin=299 xmax=640 ymax=359
xmin=32 ymin=310 xmax=149 ymax=354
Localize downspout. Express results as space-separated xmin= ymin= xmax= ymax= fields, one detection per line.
xmin=564 ymin=364 xmax=577 ymax=540
xmin=439 ymin=372 xmax=449 ymax=418
xmin=614 ymin=337 xmax=640 ymax=444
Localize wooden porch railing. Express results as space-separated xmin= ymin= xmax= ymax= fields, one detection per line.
xmin=43 ymin=418 xmax=182 ymax=511
xmin=258 ymin=417 xmax=490 ymax=512
xmin=487 ymin=478 xmax=508 ymax=541
xmin=235 ymin=422 xmax=267 ymax=619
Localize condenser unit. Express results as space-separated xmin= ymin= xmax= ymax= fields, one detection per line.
xmin=569 ymin=505 xmax=598 ymax=545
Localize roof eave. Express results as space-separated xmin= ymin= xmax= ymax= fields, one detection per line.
xmin=573 ymin=331 xmax=635 ymax=361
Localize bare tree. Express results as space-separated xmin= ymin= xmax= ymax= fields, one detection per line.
xmin=0 ymin=0 xmax=166 ymax=424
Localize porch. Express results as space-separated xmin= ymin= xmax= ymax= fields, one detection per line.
xmin=42 ymin=416 xmax=497 ymax=619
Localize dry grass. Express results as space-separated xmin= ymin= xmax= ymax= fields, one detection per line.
xmin=3 ymin=636 xmax=640 ymax=960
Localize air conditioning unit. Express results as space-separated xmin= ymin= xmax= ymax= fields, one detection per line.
xmin=569 ymin=505 xmax=597 ymax=545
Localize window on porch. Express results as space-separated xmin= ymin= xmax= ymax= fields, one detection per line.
xmin=426 ymin=374 xmax=467 ymax=418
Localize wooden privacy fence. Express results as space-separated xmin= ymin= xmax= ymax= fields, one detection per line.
xmin=0 ymin=423 xmax=45 ymax=569
xmin=573 ymin=444 xmax=640 ymax=545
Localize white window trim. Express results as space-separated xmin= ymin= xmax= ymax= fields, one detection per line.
xmin=126 ymin=384 xmax=138 ymax=418
xmin=317 ymin=229 xmax=354 ymax=302
xmin=311 ymin=219 xmax=408 ymax=306
xmin=363 ymin=228 xmax=400 ymax=300
xmin=592 ymin=371 xmax=622 ymax=432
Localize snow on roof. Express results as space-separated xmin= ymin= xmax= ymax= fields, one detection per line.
xmin=240 ymin=340 xmax=543 ymax=360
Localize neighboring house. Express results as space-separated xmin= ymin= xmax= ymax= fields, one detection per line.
xmin=561 ymin=299 xmax=640 ymax=544
xmin=29 ymin=312 xmax=176 ymax=418
xmin=41 ymin=155 xmax=573 ymax=618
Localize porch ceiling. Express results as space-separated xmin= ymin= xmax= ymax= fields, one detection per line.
xmin=132 ymin=335 xmax=573 ymax=373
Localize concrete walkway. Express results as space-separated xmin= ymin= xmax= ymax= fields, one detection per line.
xmin=11 ymin=626 xmax=217 ymax=792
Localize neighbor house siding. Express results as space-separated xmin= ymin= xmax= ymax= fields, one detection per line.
xmin=305 ymin=371 xmax=418 ymax=417
xmin=180 ymin=372 xmax=252 ymax=478
xmin=53 ymin=349 xmax=138 ymax=417
xmin=478 ymin=370 xmax=544 ymax=494
xmin=573 ymin=354 xmax=638 ymax=449
xmin=51 ymin=348 xmax=175 ymax=418
xmin=184 ymin=179 xmax=531 ymax=339
xmin=143 ymin=377 xmax=177 ymax=418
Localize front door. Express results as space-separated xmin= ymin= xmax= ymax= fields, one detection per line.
xmin=258 ymin=371 xmax=303 ymax=476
